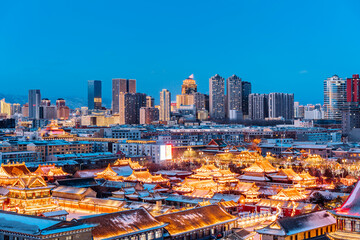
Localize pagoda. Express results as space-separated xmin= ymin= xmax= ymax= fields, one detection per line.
xmin=329 ymin=180 xmax=360 ymax=238
xmin=39 ymin=120 xmax=74 ymax=139
xmin=4 ymin=175 xmax=58 ymax=215
xmin=34 ymin=163 xmax=70 ymax=181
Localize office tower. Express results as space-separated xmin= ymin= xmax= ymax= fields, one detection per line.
xmin=43 ymin=105 xmax=57 ymax=119
xmin=342 ymin=102 xmax=360 ymax=135
xmin=28 ymin=89 xmax=41 ymax=119
xmin=22 ymin=104 xmax=29 ymax=117
xmin=242 ymin=81 xmax=251 ymax=116
xmin=268 ymin=93 xmax=294 ymax=120
xmin=112 ymin=78 xmax=136 ymax=113
xmin=41 ymin=98 xmax=51 ymax=107
xmin=11 ymin=103 xmax=21 ymax=115
xmin=176 ymin=94 xmax=194 ymax=108
xmin=193 ymin=92 xmax=206 ymax=110
xmin=226 ymin=74 xmax=242 ymax=120
xmin=160 ymin=89 xmax=171 ymax=121
xmin=249 ymin=93 xmax=268 ymax=120
xmin=119 ymin=93 xmax=146 ymax=124
xmin=209 ymin=74 xmax=225 ymax=121
xmin=56 ymin=98 xmax=69 ymax=119
xmin=346 ymin=74 xmax=360 ymax=103
xmin=146 ymin=96 xmax=155 ymax=108
xmin=56 ymin=98 xmax=66 ymax=108
xmin=88 ymin=80 xmax=102 ymax=110
xmin=0 ymin=99 xmax=11 ymax=118
xmin=324 ymin=75 xmax=346 ymax=120
xmin=181 ymin=74 xmax=197 ymax=94
xmin=140 ymin=107 xmax=159 ymax=124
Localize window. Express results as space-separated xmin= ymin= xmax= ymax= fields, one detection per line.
xmin=66 ymin=236 xmax=72 ymax=240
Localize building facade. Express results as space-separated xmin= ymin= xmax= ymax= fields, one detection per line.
xmin=112 ymin=78 xmax=136 ymax=113
xmin=268 ymin=93 xmax=294 ymax=120
xmin=226 ymin=74 xmax=242 ymax=120
xmin=209 ymin=74 xmax=225 ymax=121
xmin=88 ymin=80 xmax=102 ymax=110
xmin=160 ymin=89 xmax=171 ymax=122
xmin=29 ymin=89 xmax=41 ymax=119
xmin=324 ymin=75 xmax=346 ymax=120
xmin=249 ymin=93 xmax=268 ymax=120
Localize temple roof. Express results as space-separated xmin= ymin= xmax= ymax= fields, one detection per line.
xmin=11 ymin=175 xmax=49 ymax=189
xmin=270 ymin=187 xmax=307 ymax=201
xmin=124 ymin=170 xmax=168 ymax=183
xmin=34 ymin=164 xmax=69 ymax=177
xmin=333 ymin=180 xmax=360 ymax=218
xmin=256 ymin=210 xmax=335 ymax=236
xmin=155 ymin=205 xmax=237 ymax=236
xmin=0 ymin=162 xmax=31 ymax=178
xmin=80 ymin=208 xmax=167 ymax=240
xmin=194 ymin=164 xmax=220 ymax=173
xmin=269 ymin=168 xmax=302 ymax=181
xmin=113 ymin=158 xmax=146 ymax=170
xmin=242 ymin=159 xmax=277 ymax=173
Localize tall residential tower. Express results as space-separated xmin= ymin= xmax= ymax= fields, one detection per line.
xmin=88 ymin=80 xmax=102 ymax=110
xmin=209 ymin=74 xmax=225 ymax=121
xmin=160 ymin=89 xmax=171 ymax=121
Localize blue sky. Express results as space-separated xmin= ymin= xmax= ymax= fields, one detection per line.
xmin=1 ymin=0 xmax=360 ymax=105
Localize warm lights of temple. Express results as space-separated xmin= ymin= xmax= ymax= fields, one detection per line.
xmin=113 ymin=158 xmax=146 ymax=171
xmin=124 ymin=170 xmax=168 ymax=184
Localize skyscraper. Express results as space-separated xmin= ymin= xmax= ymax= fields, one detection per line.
xmin=249 ymin=93 xmax=268 ymax=120
xmin=324 ymin=75 xmax=346 ymax=120
xmin=242 ymin=81 xmax=251 ymax=116
xmin=146 ymin=96 xmax=155 ymax=108
xmin=112 ymin=79 xmax=136 ymax=113
xmin=346 ymin=74 xmax=360 ymax=103
xmin=181 ymin=74 xmax=197 ymax=94
xmin=28 ymin=89 xmax=41 ymax=119
xmin=160 ymin=89 xmax=171 ymax=121
xmin=56 ymin=98 xmax=69 ymax=120
xmin=88 ymin=80 xmax=102 ymax=110
xmin=119 ymin=93 xmax=146 ymax=124
xmin=209 ymin=74 xmax=225 ymax=121
xmin=226 ymin=74 xmax=242 ymax=120
xmin=268 ymin=93 xmax=294 ymax=120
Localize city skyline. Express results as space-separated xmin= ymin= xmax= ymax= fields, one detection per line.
xmin=2 ymin=1 xmax=360 ymax=104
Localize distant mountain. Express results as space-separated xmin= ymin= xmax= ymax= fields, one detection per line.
xmin=0 ymin=93 xmax=111 ymax=109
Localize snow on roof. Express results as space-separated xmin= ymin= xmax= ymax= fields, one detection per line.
xmin=79 ymin=208 xmax=167 ymax=239
xmin=333 ymin=180 xmax=360 ymax=218
xmin=257 ymin=210 xmax=335 ymax=236
xmin=155 ymin=205 xmax=237 ymax=236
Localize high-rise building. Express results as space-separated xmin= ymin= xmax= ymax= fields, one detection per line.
xmin=22 ymin=104 xmax=29 ymax=117
xmin=119 ymin=93 xmax=146 ymax=124
xmin=181 ymin=74 xmax=197 ymax=94
xmin=193 ymin=92 xmax=206 ymax=111
xmin=0 ymin=99 xmax=11 ymax=118
xmin=41 ymin=98 xmax=51 ymax=107
xmin=324 ymin=75 xmax=346 ymax=120
xmin=242 ymin=81 xmax=251 ymax=116
xmin=176 ymin=94 xmax=194 ymax=109
xmin=160 ymin=89 xmax=171 ymax=122
xmin=342 ymin=102 xmax=360 ymax=135
xmin=28 ymin=89 xmax=41 ymax=119
xmin=346 ymin=74 xmax=360 ymax=103
xmin=226 ymin=74 xmax=242 ymax=120
xmin=146 ymin=96 xmax=155 ymax=108
xmin=140 ymin=107 xmax=159 ymax=124
xmin=88 ymin=80 xmax=102 ymax=110
xmin=268 ymin=93 xmax=294 ymax=120
xmin=43 ymin=105 xmax=57 ymax=119
xmin=112 ymin=79 xmax=136 ymax=113
xmin=56 ymin=98 xmax=69 ymax=120
xmin=249 ymin=93 xmax=268 ymax=120
xmin=209 ymin=74 xmax=225 ymax=121
xmin=11 ymin=103 xmax=21 ymax=115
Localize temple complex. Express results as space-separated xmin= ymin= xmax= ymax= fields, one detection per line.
xmin=39 ymin=120 xmax=74 ymax=139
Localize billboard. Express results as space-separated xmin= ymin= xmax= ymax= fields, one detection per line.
xmin=160 ymin=144 xmax=172 ymax=161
